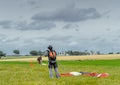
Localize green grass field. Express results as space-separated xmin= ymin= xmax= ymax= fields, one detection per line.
xmin=0 ymin=59 xmax=120 ymax=85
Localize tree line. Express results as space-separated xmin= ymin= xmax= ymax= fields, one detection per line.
xmin=0 ymin=49 xmax=120 ymax=58
xmin=0 ymin=50 xmax=45 ymax=58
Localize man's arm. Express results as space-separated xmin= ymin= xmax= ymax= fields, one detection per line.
xmin=54 ymin=50 xmax=57 ymax=56
xmin=44 ymin=50 xmax=48 ymax=57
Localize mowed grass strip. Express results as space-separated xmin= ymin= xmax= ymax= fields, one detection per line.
xmin=0 ymin=60 xmax=120 ymax=85
xmin=1 ymin=54 xmax=120 ymax=62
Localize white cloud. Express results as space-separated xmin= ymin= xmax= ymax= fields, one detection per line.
xmin=68 ymin=41 xmax=78 ymax=46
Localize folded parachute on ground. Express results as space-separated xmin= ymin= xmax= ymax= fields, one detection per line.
xmin=60 ymin=71 xmax=109 ymax=78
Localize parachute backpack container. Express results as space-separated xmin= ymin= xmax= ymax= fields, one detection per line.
xmin=49 ymin=51 xmax=56 ymax=58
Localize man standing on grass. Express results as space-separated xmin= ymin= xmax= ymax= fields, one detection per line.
xmin=37 ymin=56 xmax=42 ymax=64
xmin=44 ymin=45 xmax=60 ymax=78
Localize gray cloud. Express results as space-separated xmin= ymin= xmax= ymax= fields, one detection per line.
xmin=0 ymin=34 xmax=6 ymax=37
xmin=106 ymin=28 xmax=111 ymax=31
xmin=47 ymin=35 xmax=72 ymax=41
xmin=91 ymin=36 xmax=101 ymax=41
xmin=0 ymin=20 xmax=56 ymax=30
xmin=63 ymin=24 xmax=79 ymax=31
xmin=0 ymin=35 xmax=20 ymax=44
xmin=118 ymin=35 xmax=120 ymax=38
xmin=63 ymin=24 xmax=72 ymax=29
xmin=27 ymin=0 xmax=37 ymax=6
xmin=32 ymin=7 xmax=101 ymax=22
xmin=91 ymin=36 xmax=108 ymax=43
xmin=0 ymin=34 xmax=6 ymax=42
xmin=16 ymin=21 xmax=56 ymax=30
xmin=100 ymin=38 xmax=106 ymax=42
xmin=5 ymin=37 xmax=20 ymax=43
xmin=26 ymin=0 xmax=40 ymax=9
xmin=0 ymin=20 xmax=12 ymax=28
xmin=63 ymin=24 xmax=79 ymax=29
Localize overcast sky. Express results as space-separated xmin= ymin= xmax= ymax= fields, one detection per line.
xmin=0 ymin=0 xmax=120 ymax=55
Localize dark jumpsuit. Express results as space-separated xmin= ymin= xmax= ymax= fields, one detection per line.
xmin=45 ymin=49 xmax=60 ymax=78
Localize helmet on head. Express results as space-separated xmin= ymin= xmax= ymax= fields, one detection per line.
xmin=48 ymin=45 xmax=53 ymax=50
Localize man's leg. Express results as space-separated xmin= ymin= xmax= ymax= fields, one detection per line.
xmin=54 ymin=67 xmax=60 ymax=78
xmin=49 ymin=68 xmax=53 ymax=78
xmin=54 ymin=63 xmax=60 ymax=78
xmin=48 ymin=63 xmax=53 ymax=78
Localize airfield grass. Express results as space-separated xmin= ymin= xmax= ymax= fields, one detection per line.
xmin=0 ymin=60 xmax=120 ymax=85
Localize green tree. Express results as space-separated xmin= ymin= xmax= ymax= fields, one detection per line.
xmin=0 ymin=51 xmax=6 ymax=59
xmin=96 ymin=51 xmax=101 ymax=55
xmin=116 ymin=52 xmax=120 ymax=54
xmin=72 ymin=51 xmax=80 ymax=55
xmin=108 ymin=52 xmax=113 ymax=54
xmin=13 ymin=50 xmax=20 ymax=55
xmin=30 ymin=50 xmax=38 ymax=56
xmin=90 ymin=50 xmax=94 ymax=55
xmin=66 ymin=50 xmax=73 ymax=55
xmin=38 ymin=51 xmax=45 ymax=56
